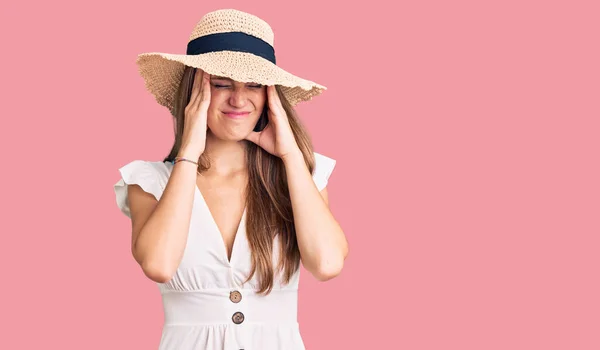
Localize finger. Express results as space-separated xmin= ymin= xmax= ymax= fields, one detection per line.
xmin=192 ymin=70 xmax=207 ymax=108
xmin=198 ymin=72 xmax=211 ymax=109
xmin=201 ymin=72 xmax=210 ymax=101
xmin=267 ymin=85 xmax=285 ymax=116
xmin=189 ymin=69 xmax=204 ymax=105
xmin=266 ymin=86 xmax=285 ymax=124
xmin=245 ymin=130 xmax=260 ymax=144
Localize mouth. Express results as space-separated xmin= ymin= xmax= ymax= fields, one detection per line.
xmin=223 ymin=111 xmax=251 ymax=119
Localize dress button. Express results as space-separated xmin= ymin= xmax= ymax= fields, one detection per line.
xmin=232 ymin=311 xmax=245 ymax=324
xmin=230 ymin=290 xmax=242 ymax=303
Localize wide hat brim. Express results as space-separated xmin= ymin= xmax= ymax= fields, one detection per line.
xmin=136 ymin=50 xmax=327 ymax=114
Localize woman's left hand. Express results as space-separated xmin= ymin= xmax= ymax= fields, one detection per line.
xmin=245 ymin=85 xmax=301 ymax=159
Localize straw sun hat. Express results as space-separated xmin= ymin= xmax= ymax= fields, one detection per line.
xmin=135 ymin=8 xmax=327 ymax=114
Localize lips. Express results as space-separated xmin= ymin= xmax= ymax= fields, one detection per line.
xmin=223 ymin=111 xmax=250 ymax=119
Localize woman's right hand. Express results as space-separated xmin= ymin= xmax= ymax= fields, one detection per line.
xmin=179 ymin=68 xmax=211 ymax=159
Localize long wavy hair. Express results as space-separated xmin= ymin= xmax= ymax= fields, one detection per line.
xmin=163 ymin=66 xmax=317 ymax=294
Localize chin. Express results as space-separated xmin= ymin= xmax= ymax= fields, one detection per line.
xmin=209 ymin=127 xmax=253 ymax=142
xmin=208 ymin=115 xmax=259 ymax=140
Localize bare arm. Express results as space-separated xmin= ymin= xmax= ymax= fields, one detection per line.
xmin=128 ymin=159 xmax=199 ymax=283
xmin=128 ymin=69 xmax=211 ymax=283
xmin=283 ymin=151 xmax=348 ymax=281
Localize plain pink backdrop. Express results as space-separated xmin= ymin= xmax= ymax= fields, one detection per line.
xmin=1 ymin=0 xmax=599 ymax=349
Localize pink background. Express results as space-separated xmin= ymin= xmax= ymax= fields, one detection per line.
xmin=2 ymin=0 xmax=599 ymax=349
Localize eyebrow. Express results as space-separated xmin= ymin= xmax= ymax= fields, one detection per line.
xmin=209 ymin=76 xmax=263 ymax=85
xmin=210 ymin=76 xmax=233 ymax=81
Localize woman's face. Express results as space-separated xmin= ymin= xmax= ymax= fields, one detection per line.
xmin=206 ymin=76 xmax=267 ymax=141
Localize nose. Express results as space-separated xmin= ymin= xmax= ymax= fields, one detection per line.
xmin=228 ymin=87 xmax=248 ymax=108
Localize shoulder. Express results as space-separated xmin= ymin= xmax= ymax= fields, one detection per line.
xmin=312 ymin=151 xmax=337 ymax=192
xmin=117 ymin=159 xmax=171 ymax=177
xmin=113 ymin=159 xmax=171 ymax=218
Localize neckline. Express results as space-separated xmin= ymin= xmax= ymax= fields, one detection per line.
xmin=193 ymin=184 xmax=247 ymax=265
xmin=165 ymin=161 xmax=247 ymax=265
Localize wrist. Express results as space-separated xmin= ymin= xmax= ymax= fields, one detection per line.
xmin=281 ymin=148 xmax=304 ymax=165
xmin=177 ymin=147 xmax=202 ymax=160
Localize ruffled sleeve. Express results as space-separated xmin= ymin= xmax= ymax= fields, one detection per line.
xmin=312 ymin=152 xmax=337 ymax=192
xmin=113 ymin=160 xmax=164 ymax=218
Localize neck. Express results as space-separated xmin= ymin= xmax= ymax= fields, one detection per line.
xmin=202 ymin=131 xmax=248 ymax=177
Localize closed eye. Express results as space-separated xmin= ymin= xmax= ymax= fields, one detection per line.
xmin=212 ymin=83 xmax=263 ymax=89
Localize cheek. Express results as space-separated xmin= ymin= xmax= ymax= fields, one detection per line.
xmin=253 ymin=100 xmax=267 ymax=116
xmin=256 ymin=89 xmax=267 ymax=105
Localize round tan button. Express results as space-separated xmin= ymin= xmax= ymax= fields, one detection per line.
xmin=230 ymin=290 xmax=242 ymax=303
xmin=232 ymin=311 xmax=245 ymax=324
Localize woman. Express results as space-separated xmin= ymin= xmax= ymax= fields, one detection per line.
xmin=113 ymin=9 xmax=348 ymax=350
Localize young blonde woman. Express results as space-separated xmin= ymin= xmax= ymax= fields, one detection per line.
xmin=114 ymin=9 xmax=348 ymax=350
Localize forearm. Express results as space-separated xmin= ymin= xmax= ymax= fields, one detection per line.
xmin=134 ymin=160 xmax=198 ymax=281
xmin=283 ymin=151 xmax=348 ymax=281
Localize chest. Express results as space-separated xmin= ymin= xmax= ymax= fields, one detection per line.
xmin=173 ymin=179 xmax=293 ymax=290
xmin=196 ymin=175 xmax=246 ymax=260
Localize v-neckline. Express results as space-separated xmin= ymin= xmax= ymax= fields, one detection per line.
xmin=165 ymin=161 xmax=247 ymax=265
xmin=193 ymin=182 xmax=247 ymax=265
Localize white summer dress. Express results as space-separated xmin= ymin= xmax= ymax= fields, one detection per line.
xmin=113 ymin=152 xmax=336 ymax=350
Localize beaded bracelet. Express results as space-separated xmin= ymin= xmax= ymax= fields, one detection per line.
xmin=171 ymin=157 xmax=199 ymax=166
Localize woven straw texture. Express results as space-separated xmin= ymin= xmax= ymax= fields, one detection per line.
xmin=136 ymin=9 xmax=326 ymax=113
